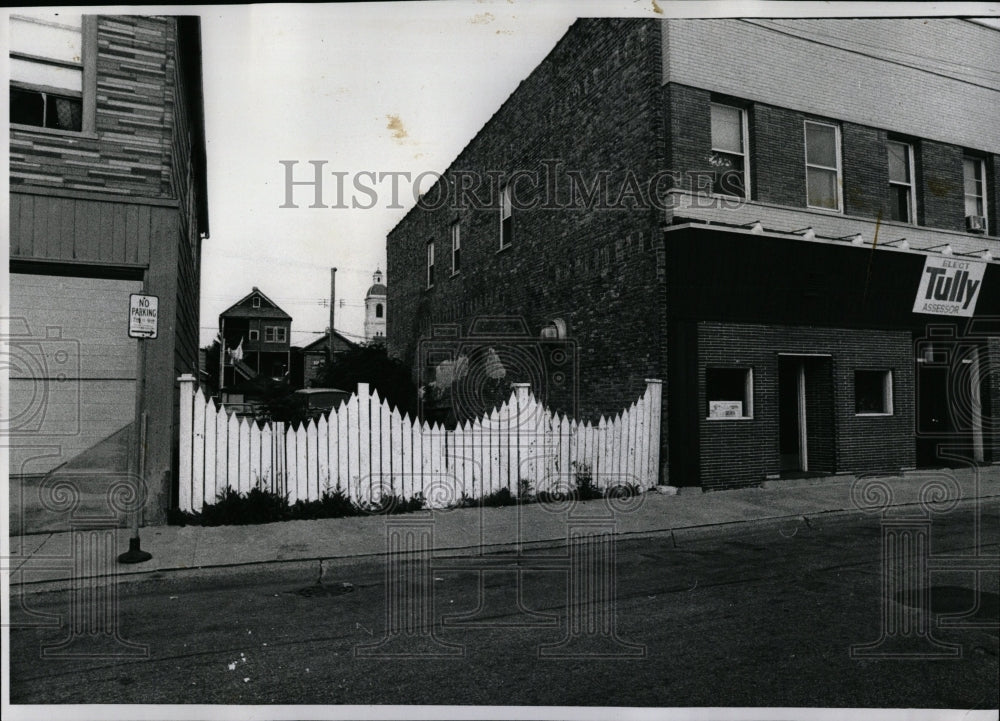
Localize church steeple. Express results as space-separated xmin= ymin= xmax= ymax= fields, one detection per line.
xmin=364 ymin=268 xmax=387 ymax=342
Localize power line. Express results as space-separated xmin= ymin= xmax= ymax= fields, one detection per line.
xmin=754 ymin=18 xmax=1000 ymax=84
xmin=739 ymin=18 xmax=1000 ymax=92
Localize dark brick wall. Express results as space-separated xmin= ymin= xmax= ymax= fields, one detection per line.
xmin=387 ymin=19 xmax=666 ymax=435
xmin=803 ymin=356 xmax=835 ymax=473
xmin=696 ymin=322 xmax=915 ymax=491
xmin=748 ymin=104 xmax=807 ymax=207
xmin=989 ymin=155 xmax=1000 ymax=238
xmin=916 ymin=140 xmax=966 ymax=233
xmin=663 ymin=84 xmax=711 ymax=193
xmin=842 ymin=123 xmax=888 ymax=218
xmin=988 ymin=337 xmax=1000 ymax=463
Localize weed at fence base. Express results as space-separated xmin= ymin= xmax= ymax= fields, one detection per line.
xmin=168 ymin=487 xmax=428 ymax=526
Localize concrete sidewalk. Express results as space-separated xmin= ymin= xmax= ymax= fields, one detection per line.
xmin=8 ymin=466 xmax=1000 ymax=589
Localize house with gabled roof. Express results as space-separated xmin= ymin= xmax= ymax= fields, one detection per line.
xmin=218 ymin=287 xmax=292 ymax=387
xmin=291 ymin=329 xmax=357 ymax=389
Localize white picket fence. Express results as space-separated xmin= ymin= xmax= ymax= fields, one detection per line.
xmin=176 ymin=375 xmax=662 ymax=513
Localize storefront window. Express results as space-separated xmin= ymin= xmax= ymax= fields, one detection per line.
xmin=855 ymin=370 xmax=893 ymax=415
xmin=706 ymin=367 xmax=753 ymax=419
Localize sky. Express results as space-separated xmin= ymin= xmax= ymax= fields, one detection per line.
xmin=195 ymin=1 xmax=589 ymax=347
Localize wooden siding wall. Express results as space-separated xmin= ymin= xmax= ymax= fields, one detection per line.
xmin=10 ymin=192 xmax=155 ymax=265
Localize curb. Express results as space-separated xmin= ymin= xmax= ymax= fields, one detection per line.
xmin=11 ymin=494 xmax=998 ymax=595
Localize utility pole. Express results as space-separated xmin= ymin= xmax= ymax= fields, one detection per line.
xmin=218 ymin=316 xmax=225 ymax=394
xmin=329 ymin=267 xmax=337 ymax=358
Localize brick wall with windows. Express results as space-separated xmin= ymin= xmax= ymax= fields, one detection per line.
xmin=665 ymin=83 xmax=997 ymax=237
xmin=387 ymin=18 xmax=667 ymax=430
xmin=696 ymin=322 xmax=915 ymax=491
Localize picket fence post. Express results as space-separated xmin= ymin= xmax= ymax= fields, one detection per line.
xmin=644 ymin=379 xmax=663 ymax=487
xmin=177 ymin=374 xmax=196 ymax=512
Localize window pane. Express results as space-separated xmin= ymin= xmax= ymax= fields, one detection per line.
xmin=10 ymin=15 xmax=83 ymax=64
xmin=964 ymin=158 xmax=983 ymax=196
xmin=10 ymin=88 xmax=44 ymax=126
xmin=706 ymin=368 xmax=750 ymax=418
xmin=887 ymin=142 xmax=910 ymax=183
xmin=855 ymin=371 xmax=889 ymax=414
xmin=805 ymin=124 xmax=837 ymax=167
xmin=966 ymin=194 xmax=984 ymax=217
xmin=807 ymin=167 xmax=838 ymax=209
xmin=711 ymin=105 xmax=742 ymax=154
xmin=889 ymin=185 xmax=910 ymax=223
xmin=713 ymin=153 xmax=745 ymax=197
xmin=10 ymin=58 xmax=81 ymax=91
xmin=50 ymin=95 xmax=82 ymax=130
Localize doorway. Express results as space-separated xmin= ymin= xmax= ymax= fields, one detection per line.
xmin=916 ymin=344 xmax=987 ymax=467
xmin=778 ymin=354 xmax=835 ymax=476
xmin=779 ymin=356 xmax=807 ymax=473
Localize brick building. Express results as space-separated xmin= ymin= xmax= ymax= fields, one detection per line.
xmin=386 ymin=18 xmax=1000 ymax=491
xmin=8 ymin=13 xmax=209 ymax=524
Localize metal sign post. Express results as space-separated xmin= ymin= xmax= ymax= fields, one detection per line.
xmin=119 ymin=294 xmax=158 ymax=564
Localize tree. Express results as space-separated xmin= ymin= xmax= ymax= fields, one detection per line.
xmin=202 ymin=341 xmax=221 ymax=394
xmin=316 ymin=342 xmax=419 ymax=417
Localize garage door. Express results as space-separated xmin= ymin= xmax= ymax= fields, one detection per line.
xmin=8 ymin=273 xmax=141 ymax=478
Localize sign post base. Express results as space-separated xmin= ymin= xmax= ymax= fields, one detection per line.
xmin=118 ymin=536 xmax=152 ymax=564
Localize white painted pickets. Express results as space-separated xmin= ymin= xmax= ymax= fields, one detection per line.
xmin=176 ymin=376 xmax=663 ymax=513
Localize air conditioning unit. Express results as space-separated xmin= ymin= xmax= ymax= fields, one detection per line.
xmin=966 ymin=215 xmax=987 ymax=233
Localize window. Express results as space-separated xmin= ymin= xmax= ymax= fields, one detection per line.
xmin=804 ymin=121 xmax=841 ymax=211
xmin=265 ymin=327 xmax=275 ymax=342
xmin=252 ymin=295 xmax=261 ymax=308
xmin=887 ymin=141 xmax=915 ymax=223
xmin=426 ymin=240 xmax=435 ymax=288
xmin=249 ymin=329 xmax=259 ymax=341
xmin=9 ymin=14 xmax=90 ymax=132
xmin=451 ymin=220 xmax=461 ymax=273
xmin=964 ymin=155 xmax=988 ymax=229
xmin=710 ymin=103 xmax=749 ymax=198
xmin=500 ymin=184 xmax=513 ymax=248
xmin=706 ymin=367 xmax=753 ymax=419
xmin=375 ymin=303 xmax=383 ymax=319
xmin=276 ymin=327 xmax=286 ymax=343
xmin=855 ymin=370 xmax=893 ymax=415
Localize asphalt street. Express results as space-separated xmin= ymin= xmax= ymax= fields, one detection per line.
xmin=9 ymin=502 xmax=1000 ymax=708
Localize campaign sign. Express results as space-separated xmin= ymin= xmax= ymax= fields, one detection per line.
xmin=912 ymin=256 xmax=985 ymax=317
xmin=129 ymin=294 xmax=159 ymax=338
xmin=708 ymin=400 xmax=743 ymax=419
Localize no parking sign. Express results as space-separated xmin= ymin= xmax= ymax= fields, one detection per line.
xmin=129 ymin=294 xmax=159 ymax=339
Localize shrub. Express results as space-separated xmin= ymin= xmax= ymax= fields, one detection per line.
xmin=169 ymin=486 xmax=427 ymax=527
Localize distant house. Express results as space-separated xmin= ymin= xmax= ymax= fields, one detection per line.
xmin=290 ymin=329 xmax=357 ymax=389
xmin=218 ymin=287 xmax=292 ymax=387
